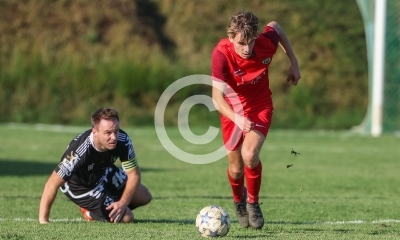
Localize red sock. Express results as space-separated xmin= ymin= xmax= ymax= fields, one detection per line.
xmin=244 ymin=161 xmax=262 ymax=203
xmin=227 ymin=168 xmax=244 ymax=202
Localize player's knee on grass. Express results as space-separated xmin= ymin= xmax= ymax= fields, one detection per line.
xmin=119 ymin=208 xmax=134 ymax=223
xmin=128 ymin=185 xmax=153 ymax=210
xmin=97 ymin=205 xmax=134 ymax=223
xmin=142 ymin=187 xmax=152 ymax=205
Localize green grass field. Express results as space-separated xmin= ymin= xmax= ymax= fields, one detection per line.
xmin=0 ymin=123 xmax=399 ymax=239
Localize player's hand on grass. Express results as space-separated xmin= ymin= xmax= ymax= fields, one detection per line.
xmin=106 ymin=201 xmax=127 ymax=223
xmin=39 ymin=218 xmax=49 ymax=224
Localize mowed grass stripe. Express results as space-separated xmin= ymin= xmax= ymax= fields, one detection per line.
xmin=2 ymin=218 xmax=400 ymax=225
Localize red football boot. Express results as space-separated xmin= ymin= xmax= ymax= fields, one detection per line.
xmin=79 ymin=207 xmax=93 ymax=221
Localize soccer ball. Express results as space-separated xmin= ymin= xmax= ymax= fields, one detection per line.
xmin=195 ymin=205 xmax=231 ymax=238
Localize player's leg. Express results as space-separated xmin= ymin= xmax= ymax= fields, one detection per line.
xmin=127 ymin=183 xmax=152 ymax=210
xmin=103 ymin=165 xmax=152 ymax=216
xmin=88 ymin=193 xmax=134 ymax=223
xmin=241 ymin=130 xmax=265 ymax=229
xmin=227 ymin=148 xmax=249 ymax=228
xmin=117 ymin=206 xmax=134 ymax=223
xmin=106 ymin=184 xmax=152 ymax=223
xmin=241 ymin=108 xmax=272 ymax=229
xmin=227 ymin=149 xmax=244 ymax=202
xmin=66 ymin=186 xmax=133 ymax=223
xmin=221 ymin=114 xmax=245 ymax=202
xmin=221 ymin=115 xmax=249 ymax=227
xmin=241 ymin=130 xmax=265 ymax=202
xmin=60 ymin=182 xmax=105 ymax=222
xmin=73 ymin=165 xmax=141 ymax=223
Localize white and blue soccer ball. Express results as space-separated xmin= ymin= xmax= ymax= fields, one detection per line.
xmin=196 ymin=205 xmax=231 ymax=238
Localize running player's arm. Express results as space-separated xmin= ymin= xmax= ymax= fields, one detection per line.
xmin=211 ymin=80 xmax=235 ymax=122
xmin=266 ymin=21 xmax=301 ymax=85
xmin=211 ymin=49 xmax=253 ymax=132
xmin=39 ymin=171 xmax=66 ymax=224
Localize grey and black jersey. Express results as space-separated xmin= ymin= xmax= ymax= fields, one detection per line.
xmin=55 ymin=129 xmax=135 ymax=197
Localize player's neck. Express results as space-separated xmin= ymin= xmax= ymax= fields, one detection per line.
xmin=90 ymin=133 xmax=107 ymax=152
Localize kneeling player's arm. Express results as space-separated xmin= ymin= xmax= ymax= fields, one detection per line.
xmin=121 ymin=157 xmax=138 ymax=171
xmin=39 ymin=171 xmax=66 ymax=223
xmin=119 ymin=157 xmax=140 ymax=204
xmin=119 ymin=166 xmax=141 ymax=207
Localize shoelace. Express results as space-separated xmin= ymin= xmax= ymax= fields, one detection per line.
xmin=236 ymin=203 xmax=248 ymax=216
xmin=248 ymin=202 xmax=263 ymax=217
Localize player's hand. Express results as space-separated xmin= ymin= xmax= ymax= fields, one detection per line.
xmin=39 ymin=219 xmax=49 ymax=224
xmin=287 ymin=63 xmax=301 ymax=86
xmin=106 ymin=201 xmax=127 ymax=223
xmin=234 ymin=114 xmax=253 ymax=133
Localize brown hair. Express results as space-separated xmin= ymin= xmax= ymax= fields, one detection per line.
xmin=227 ymin=11 xmax=260 ymax=44
xmin=91 ymin=107 xmax=119 ymax=128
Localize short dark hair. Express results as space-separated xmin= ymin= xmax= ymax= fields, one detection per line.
xmin=91 ymin=107 xmax=119 ymax=128
xmin=227 ymin=11 xmax=260 ymax=44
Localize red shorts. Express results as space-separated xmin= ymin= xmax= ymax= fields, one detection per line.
xmin=220 ymin=108 xmax=273 ymax=151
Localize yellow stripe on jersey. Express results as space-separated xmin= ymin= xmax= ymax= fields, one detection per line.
xmin=122 ymin=157 xmax=138 ymax=171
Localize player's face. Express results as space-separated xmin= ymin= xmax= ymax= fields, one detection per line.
xmin=92 ymin=118 xmax=120 ymax=151
xmin=229 ymin=33 xmax=256 ymax=59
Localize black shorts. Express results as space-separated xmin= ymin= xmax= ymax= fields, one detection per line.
xmin=60 ymin=165 xmax=128 ymax=222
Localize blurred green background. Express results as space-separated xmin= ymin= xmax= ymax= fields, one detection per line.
xmin=0 ymin=0 xmax=369 ymax=129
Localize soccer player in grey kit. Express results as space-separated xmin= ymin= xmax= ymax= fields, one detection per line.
xmin=39 ymin=107 xmax=152 ymax=223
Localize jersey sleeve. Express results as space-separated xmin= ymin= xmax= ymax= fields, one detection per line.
xmin=262 ymin=26 xmax=279 ymax=47
xmin=211 ymin=48 xmax=229 ymax=82
xmin=119 ymin=133 xmax=138 ymax=171
xmin=55 ymin=144 xmax=83 ymax=181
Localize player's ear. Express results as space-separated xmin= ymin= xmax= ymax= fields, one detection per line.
xmin=229 ymin=36 xmax=234 ymax=43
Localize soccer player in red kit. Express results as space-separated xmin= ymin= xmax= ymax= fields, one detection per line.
xmin=211 ymin=11 xmax=301 ymax=229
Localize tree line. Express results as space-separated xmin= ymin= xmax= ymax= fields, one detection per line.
xmin=0 ymin=0 xmax=368 ymax=129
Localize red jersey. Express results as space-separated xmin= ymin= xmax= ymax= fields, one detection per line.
xmin=212 ymin=26 xmax=279 ymax=115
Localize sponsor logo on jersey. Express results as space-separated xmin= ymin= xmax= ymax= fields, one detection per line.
xmin=262 ymin=57 xmax=271 ymax=64
xmin=88 ymin=163 xmax=95 ymax=171
xmin=255 ymin=123 xmax=267 ymax=128
xmin=243 ymin=70 xmax=266 ymax=85
xmin=58 ymin=151 xmax=80 ymax=176
xmin=112 ymin=170 xmax=127 ymax=189
xmin=233 ymin=69 xmax=246 ymax=77
xmin=104 ymin=196 xmax=114 ymax=207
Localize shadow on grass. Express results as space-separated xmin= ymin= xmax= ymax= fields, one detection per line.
xmin=153 ymin=195 xmax=304 ymax=200
xmin=0 ymin=158 xmax=168 ymax=176
xmin=135 ymin=219 xmax=270 ymax=239
xmin=135 ymin=218 xmax=247 ymax=225
xmin=0 ymin=159 xmax=55 ymax=176
xmin=135 ymin=218 xmax=342 ymax=227
xmin=135 ymin=219 xmax=195 ymax=224
xmin=154 ymin=196 xmax=233 ymax=200
xmin=333 ymin=229 xmax=354 ymax=233
xmin=231 ymin=236 xmax=270 ymax=239
xmin=268 ymin=221 xmax=325 ymax=225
